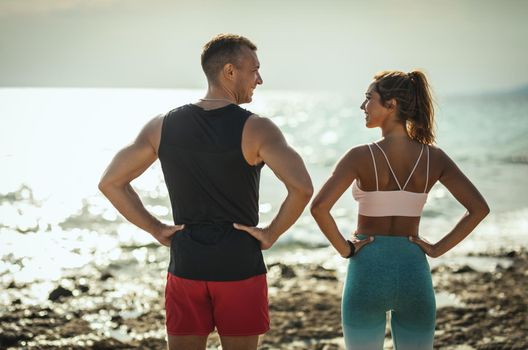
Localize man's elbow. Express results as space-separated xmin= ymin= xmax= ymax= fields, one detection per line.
xmin=297 ymin=181 xmax=314 ymax=207
xmin=98 ymin=181 xmax=108 ymax=195
xmin=302 ymin=183 xmax=314 ymax=203
xmin=98 ymin=178 xmax=113 ymax=197
xmin=289 ymin=180 xmax=313 ymax=204
xmin=291 ymin=187 xmax=312 ymax=208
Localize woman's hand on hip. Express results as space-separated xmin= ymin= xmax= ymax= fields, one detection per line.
xmin=341 ymin=235 xmax=375 ymax=258
xmin=409 ymin=235 xmax=439 ymax=258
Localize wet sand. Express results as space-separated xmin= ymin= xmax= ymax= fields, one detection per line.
xmin=1 ymin=249 xmax=526 ymax=350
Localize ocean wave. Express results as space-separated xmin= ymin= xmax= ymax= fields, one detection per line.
xmin=58 ymin=199 xmax=124 ymax=233
xmin=0 ymin=184 xmax=38 ymax=205
xmin=502 ymin=154 xmax=528 ymax=165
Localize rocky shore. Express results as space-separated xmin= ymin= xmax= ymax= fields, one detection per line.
xmin=1 ymin=249 xmax=526 ymax=350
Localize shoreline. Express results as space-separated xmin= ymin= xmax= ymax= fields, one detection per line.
xmin=1 ymin=249 xmax=526 ymax=350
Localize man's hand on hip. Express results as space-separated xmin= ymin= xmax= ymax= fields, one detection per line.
xmin=153 ymin=224 xmax=185 ymax=247
xmin=233 ymin=223 xmax=275 ymax=250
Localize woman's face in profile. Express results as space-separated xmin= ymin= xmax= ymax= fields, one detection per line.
xmin=360 ymin=82 xmax=389 ymax=128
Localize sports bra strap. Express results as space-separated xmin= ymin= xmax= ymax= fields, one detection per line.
xmin=366 ymin=144 xmax=379 ymax=191
xmin=373 ymin=142 xmax=424 ymax=191
xmin=402 ymin=145 xmax=424 ymax=190
xmin=373 ymin=143 xmax=403 ymax=190
xmin=424 ymin=145 xmax=429 ymax=193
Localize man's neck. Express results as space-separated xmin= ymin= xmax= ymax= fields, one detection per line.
xmin=203 ymin=85 xmax=237 ymax=105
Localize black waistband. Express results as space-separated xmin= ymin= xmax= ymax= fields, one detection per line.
xmin=168 ymin=223 xmax=266 ymax=281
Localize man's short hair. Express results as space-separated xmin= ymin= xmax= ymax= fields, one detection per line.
xmin=201 ymin=34 xmax=257 ymax=83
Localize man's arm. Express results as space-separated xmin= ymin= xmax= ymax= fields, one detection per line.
xmin=98 ymin=116 xmax=183 ymax=246
xmin=234 ymin=116 xmax=313 ymax=249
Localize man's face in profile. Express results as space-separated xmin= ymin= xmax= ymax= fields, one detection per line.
xmin=233 ymin=46 xmax=263 ymax=104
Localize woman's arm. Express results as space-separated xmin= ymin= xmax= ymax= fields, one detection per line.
xmin=311 ymin=147 xmax=373 ymax=257
xmin=410 ymin=148 xmax=490 ymax=257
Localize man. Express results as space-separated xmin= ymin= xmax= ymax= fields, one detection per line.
xmin=98 ymin=33 xmax=313 ymax=350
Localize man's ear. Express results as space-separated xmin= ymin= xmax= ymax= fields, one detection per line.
xmin=222 ymin=63 xmax=236 ymax=81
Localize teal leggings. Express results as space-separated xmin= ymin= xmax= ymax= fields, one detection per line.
xmin=342 ymin=235 xmax=436 ymax=350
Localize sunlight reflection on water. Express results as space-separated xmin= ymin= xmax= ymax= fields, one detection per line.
xmin=1 ymin=88 xmax=527 ymax=291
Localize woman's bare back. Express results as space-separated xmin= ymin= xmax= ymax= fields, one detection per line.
xmin=354 ymin=138 xmax=445 ymax=236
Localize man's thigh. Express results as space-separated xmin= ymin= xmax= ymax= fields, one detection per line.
xmin=165 ymin=273 xmax=215 ymax=335
xmin=209 ymin=274 xmax=269 ymax=336
xmin=167 ymin=335 xmax=208 ymax=350
xmin=220 ymin=335 xmax=259 ymax=350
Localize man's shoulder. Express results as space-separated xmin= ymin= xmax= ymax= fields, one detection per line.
xmin=142 ymin=114 xmax=165 ymax=136
xmin=242 ymin=115 xmax=286 ymax=150
xmin=165 ymin=104 xmax=192 ymax=117
xmin=245 ymin=114 xmax=280 ymax=133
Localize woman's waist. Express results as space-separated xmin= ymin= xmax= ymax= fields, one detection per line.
xmin=355 ymin=218 xmax=420 ymax=237
xmin=355 ymin=232 xmax=418 ymax=238
xmin=353 ymin=232 xmax=426 ymax=258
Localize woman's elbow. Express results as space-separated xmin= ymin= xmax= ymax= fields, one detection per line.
xmin=310 ymin=199 xmax=328 ymax=217
xmin=480 ymin=202 xmax=491 ymax=218
xmin=470 ymin=201 xmax=490 ymax=220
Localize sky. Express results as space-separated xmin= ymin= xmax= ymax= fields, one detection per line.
xmin=1 ymin=0 xmax=527 ymax=95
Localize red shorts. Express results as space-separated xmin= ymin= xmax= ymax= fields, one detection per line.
xmin=165 ymin=273 xmax=269 ymax=336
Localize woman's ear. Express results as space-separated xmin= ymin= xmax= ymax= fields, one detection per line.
xmin=386 ymin=98 xmax=397 ymax=110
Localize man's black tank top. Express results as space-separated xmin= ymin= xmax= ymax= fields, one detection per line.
xmin=158 ymin=103 xmax=266 ymax=281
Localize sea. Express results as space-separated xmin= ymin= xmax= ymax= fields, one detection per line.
xmin=1 ymin=87 xmax=527 ymax=301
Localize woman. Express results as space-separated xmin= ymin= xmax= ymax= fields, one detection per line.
xmin=310 ymin=70 xmax=489 ymax=349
